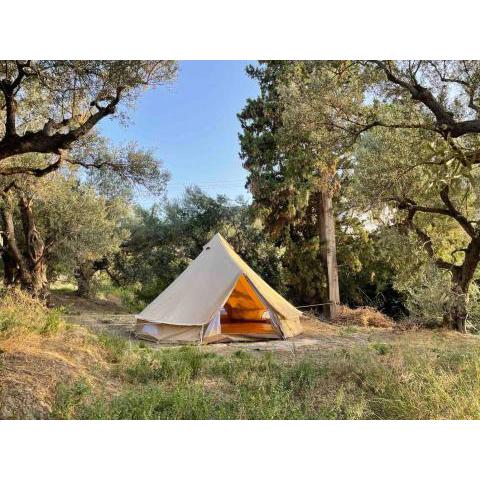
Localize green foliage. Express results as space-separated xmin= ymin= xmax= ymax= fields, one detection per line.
xmin=75 ymin=136 xmax=171 ymax=198
xmin=0 ymin=146 xmax=170 ymax=299
xmin=351 ymin=122 xmax=480 ymax=324
xmin=239 ymin=62 xmax=329 ymax=303
xmin=282 ymin=358 xmax=317 ymax=396
xmin=77 ymin=384 xmax=221 ymax=420
xmin=370 ymin=342 xmax=391 ymax=355
xmin=0 ymin=60 xmax=174 ymax=298
xmin=95 ymin=332 xmax=129 ymax=363
xmin=96 ymin=282 xmax=146 ymax=313
xmin=33 ymin=172 xmax=132 ymax=277
xmin=239 ymin=60 xmax=480 ymax=325
xmin=121 ymin=347 xmax=211 ymax=384
xmin=39 ymin=309 xmax=64 ymax=335
xmin=114 ymin=187 xmax=285 ymax=302
xmin=0 ymin=60 xmax=177 ymax=152
xmin=51 ymin=379 xmax=92 ymax=420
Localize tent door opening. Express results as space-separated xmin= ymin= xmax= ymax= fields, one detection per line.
xmin=219 ymin=274 xmax=282 ymax=339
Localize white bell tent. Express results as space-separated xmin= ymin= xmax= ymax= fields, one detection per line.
xmin=135 ymin=233 xmax=303 ymax=343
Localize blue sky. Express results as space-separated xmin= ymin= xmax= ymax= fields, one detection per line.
xmin=99 ymin=60 xmax=259 ymax=205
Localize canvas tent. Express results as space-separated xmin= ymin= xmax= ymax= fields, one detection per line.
xmin=135 ymin=233 xmax=303 ymax=343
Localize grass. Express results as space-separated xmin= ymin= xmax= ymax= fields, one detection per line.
xmin=51 ymin=276 xmax=146 ymax=313
xmin=49 ymin=280 xmax=77 ymax=294
xmin=96 ymin=284 xmax=146 ymax=313
xmin=370 ymin=342 xmax=391 ymax=355
xmin=340 ymin=325 xmax=360 ymax=335
xmin=52 ymin=338 xmax=480 ymax=420
xmin=0 ymin=288 xmax=64 ymax=338
xmin=2 ymin=288 xmax=480 ymax=420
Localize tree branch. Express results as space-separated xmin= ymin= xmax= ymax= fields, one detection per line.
xmin=428 ymin=61 xmax=480 ymax=116
xmin=439 ymin=185 xmax=477 ymax=238
xmin=0 ymin=152 xmax=65 ymax=177
xmin=391 ymin=193 xmax=477 ymax=239
xmin=0 ymin=61 xmax=32 ymax=138
xmin=389 ymin=196 xmax=451 ymax=216
xmin=0 ymin=87 xmax=124 ymax=161
xmin=350 ymin=119 xmax=434 ymax=141
xmin=401 ymin=209 xmax=456 ymax=271
xmin=371 ymin=60 xmax=480 ymax=138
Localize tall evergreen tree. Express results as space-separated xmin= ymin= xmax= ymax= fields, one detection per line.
xmin=238 ymin=62 xmax=323 ymax=306
xmin=238 ymin=62 xmax=359 ymax=312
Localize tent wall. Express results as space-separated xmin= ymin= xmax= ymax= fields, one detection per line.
xmin=274 ymin=314 xmax=302 ymax=338
xmin=136 ymin=322 xmax=203 ymax=343
xmin=136 ymin=319 xmax=282 ymax=344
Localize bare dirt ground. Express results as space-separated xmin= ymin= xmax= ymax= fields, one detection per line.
xmin=50 ymin=291 xmax=135 ymax=337
xmin=51 ymin=292 xmax=421 ymax=356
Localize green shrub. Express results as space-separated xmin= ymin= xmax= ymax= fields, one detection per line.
xmin=370 ymin=342 xmax=391 ymax=355
xmin=39 ymin=309 xmax=64 ymax=335
xmin=52 ymin=379 xmax=91 ymax=419
xmin=96 ymin=283 xmax=146 ymax=313
xmin=78 ymin=385 xmax=221 ymax=420
xmin=282 ymin=359 xmax=317 ymax=396
xmin=121 ymin=347 xmax=213 ymax=384
xmin=96 ymin=332 xmax=129 ymax=363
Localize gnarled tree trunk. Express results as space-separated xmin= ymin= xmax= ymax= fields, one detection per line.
xmin=0 ymin=190 xmax=49 ymax=298
xmin=0 ymin=192 xmax=35 ymax=290
xmin=444 ymin=240 xmax=480 ymax=333
xmin=1 ymin=232 xmax=19 ymax=285
xmin=447 ymin=281 xmax=469 ymax=333
xmin=18 ymin=195 xmax=48 ymax=298
xmin=75 ymin=261 xmax=96 ymax=299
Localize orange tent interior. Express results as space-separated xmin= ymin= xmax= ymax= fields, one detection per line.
xmin=220 ymin=275 xmax=280 ymax=337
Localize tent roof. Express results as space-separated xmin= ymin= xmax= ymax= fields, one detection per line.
xmin=136 ymin=233 xmax=302 ymax=332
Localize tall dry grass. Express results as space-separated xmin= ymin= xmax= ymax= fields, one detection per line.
xmin=52 ymin=337 xmax=480 ymax=420
xmin=335 ymin=305 xmax=394 ymax=328
xmin=0 ymin=288 xmax=64 ymax=338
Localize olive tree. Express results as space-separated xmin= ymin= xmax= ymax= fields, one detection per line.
xmin=0 ymin=61 xmax=176 ymax=166
xmin=355 ymin=61 xmax=480 ymax=332
xmin=0 ymin=60 xmax=176 ymax=296
xmin=0 ymin=141 xmax=169 ymax=296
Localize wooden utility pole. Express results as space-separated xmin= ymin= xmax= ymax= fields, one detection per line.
xmin=318 ymin=189 xmax=340 ymax=319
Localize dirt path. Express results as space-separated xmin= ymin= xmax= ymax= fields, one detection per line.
xmin=206 ymin=316 xmax=402 ymax=356
xmin=51 ymin=291 xmax=136 ymax=336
